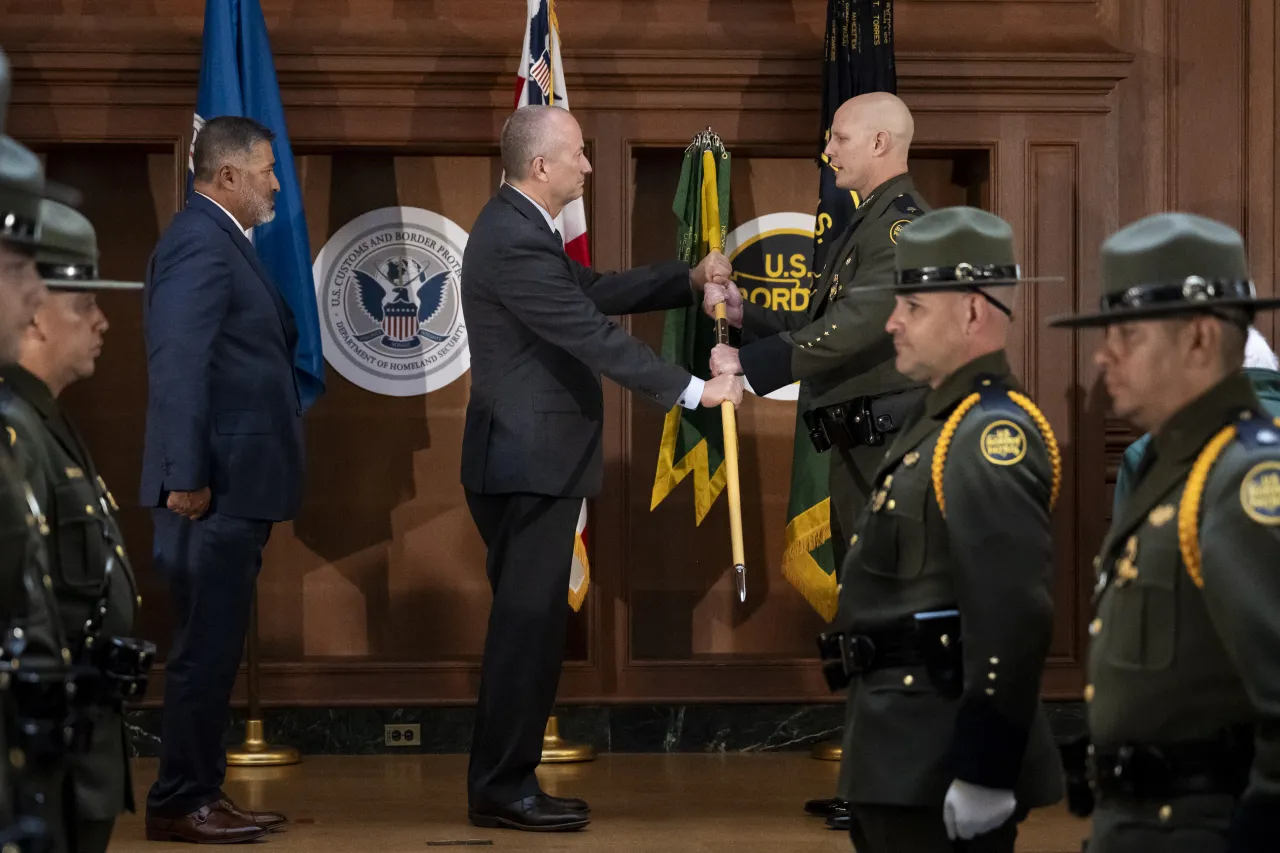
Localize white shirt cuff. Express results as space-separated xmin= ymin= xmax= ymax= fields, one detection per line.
xmin=677 ymin=375 xmax=705 ymax=409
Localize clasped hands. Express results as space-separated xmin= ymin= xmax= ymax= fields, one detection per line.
xmin=690 ymin=252 xmax=743 ymax=408
xmin=698 ymin=263 xmax=744 ymax=392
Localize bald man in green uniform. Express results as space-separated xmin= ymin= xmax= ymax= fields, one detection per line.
xmin=1050 ymin=212 xmax=1280 ymax=852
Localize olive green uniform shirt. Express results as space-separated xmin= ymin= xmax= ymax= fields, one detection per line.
xmin=836 ymin=350 xmax=1063 ymax=810
xmin=1087 ymin=371 xmax=1280 ymax=851
xmin=0 ymin=366 xmax=139 ymax=824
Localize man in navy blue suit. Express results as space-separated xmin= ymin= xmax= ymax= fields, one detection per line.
xmin=140 ymin=116 xmax=302 ymax=845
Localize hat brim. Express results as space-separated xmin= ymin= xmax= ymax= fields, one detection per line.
xmin=1048 ymin=296 xmax=1280 ymax=328
xmin=43 ymin=277 xmax=143 ymax=292
xmin=857 ymin=275 xmax=1063 ymax=295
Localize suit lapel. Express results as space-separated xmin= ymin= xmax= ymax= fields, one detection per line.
xmin=809 ymin=224 xmax=862 ymax=319
xmin=188 ymin=195 xmax=296 ymax=349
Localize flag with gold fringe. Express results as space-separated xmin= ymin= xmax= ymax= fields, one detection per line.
xmin=650 ymin=132 xmax=731 ymax=523
xmin=784 ymin=0 xmax=896 ymax=621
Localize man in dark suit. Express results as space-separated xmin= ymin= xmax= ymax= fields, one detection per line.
xmin=139 ymin=116 xmax=298 ymax=844
xmin=461 ymin=104 xmax=743 ymax=832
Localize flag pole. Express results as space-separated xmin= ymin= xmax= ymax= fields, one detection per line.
xmin=227 ymin=589 xmax=300 ymax=766
xmin=701 ymin=132 xmax=747 ymax=603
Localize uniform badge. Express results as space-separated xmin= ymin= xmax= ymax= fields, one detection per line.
xmin=903 ymin=451 xmax=921 ymax=467
xmin=979 ymin=420 xmax=1027 ymax=466
xmin=1240 ymin=461 xmax=1280 ymax=524
xmin=871 ymin=489 xmax=888 ymax=512
xmin=1147 ymin=504 xmax=1175 ymax=527
xmin=64 ymin=467 xmax=84 ymax=480
xmin=1114 ymin=535 xmax=1139 ymax=586
xmin=889 ymin=219 xmax=911 ymax=245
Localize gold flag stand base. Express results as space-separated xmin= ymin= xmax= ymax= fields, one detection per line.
xmin=227 ymin=719 xmax=301 ymax=767
xmin=540 ymin=716 xmax=595 ymax=763
xmin=811 ymin=741 xmax=843 ymax=761
xmin=226 ymin=591 xmax=300 ymax=767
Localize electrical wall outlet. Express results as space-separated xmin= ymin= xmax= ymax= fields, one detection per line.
xmin=384 ymin=723 xmax=421 ymax=747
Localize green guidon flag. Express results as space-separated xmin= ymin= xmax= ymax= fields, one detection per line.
xmin=651 ymin=134 xmax=731 ymax=524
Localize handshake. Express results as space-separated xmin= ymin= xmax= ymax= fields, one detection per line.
xmin=691 ymin=251 xmax=747 ymax=408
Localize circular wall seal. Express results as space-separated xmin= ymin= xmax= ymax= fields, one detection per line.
xmin=723 ymin=212 xmax=816 ymax=402
xmin=313 ymin=206 xmax=469 ymax=397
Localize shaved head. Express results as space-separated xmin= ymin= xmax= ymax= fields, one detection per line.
xmin=501 ymin=105 xmax=592 ymax=218
xmin=824 ymin=92 xmax=915 ymax=197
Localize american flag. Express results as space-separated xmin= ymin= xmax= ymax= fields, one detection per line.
xmin=515 ymin=0 xmax=593 ymax=611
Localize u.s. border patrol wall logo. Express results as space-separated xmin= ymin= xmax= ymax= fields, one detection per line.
xmin=724 ymin=212 xmax=816 ymax=402
xmin=313 ymin=207 xmax=469 ymax=397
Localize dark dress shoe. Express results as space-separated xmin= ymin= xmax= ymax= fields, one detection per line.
xmin=218 ymin=799 xmax=288 ymax=831
xmin=825 ymin=813 xmax=853 ymax=831
xmin=544 ymin=794 xmax=589 ymax=812
xmin=804 ymin=797 xmax=850 ymax=818
xmin=469 ymin=794 xmax=591 ymax=832
xmin=145 ymin=803 xmax=270 ymax=844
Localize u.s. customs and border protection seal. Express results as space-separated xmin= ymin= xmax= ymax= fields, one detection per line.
xmin=980 ymin=420 xmax=1027 ymax=466
xmin=889 ymin=219 xmax=911 ymax=244
xmin=1239 ymin=460 xmax=1280 ymax=524
xmin=313 ymin=206 xmax=470 ymax=397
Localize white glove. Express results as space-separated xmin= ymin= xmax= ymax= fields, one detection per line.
xmin=942 ymin=779 xmax=1016 ymax=840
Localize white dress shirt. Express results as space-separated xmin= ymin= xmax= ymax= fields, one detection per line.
xmin=196 ymin=192 xmax=251 ymax=238
xmin=506 ymin=183 xmax=703 ymax=409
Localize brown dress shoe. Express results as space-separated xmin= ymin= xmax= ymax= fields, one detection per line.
xmin=218 ymin=799 xmax=288 ymax=831
xmin=145 ymin=803 xmax=270 ymax=844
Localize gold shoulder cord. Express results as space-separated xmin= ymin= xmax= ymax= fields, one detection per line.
xmin=1008 ymin=391 xmax=1063 ymax=511
xmin=932 ymin=393 xmax=981 ymax=517
xmin=932 ymin=390 xmax=1063 ymax=517
xmin=1175 ymin=419 xmax=1280 ymax=588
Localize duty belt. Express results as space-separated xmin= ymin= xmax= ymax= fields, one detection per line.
xmin=804 ymin=386 xmax=926 ymax=453
xmin=816 ymin=609 xmax=961 ymax=693
xmin=1089 ymin=728 xmax=1254 ymax=801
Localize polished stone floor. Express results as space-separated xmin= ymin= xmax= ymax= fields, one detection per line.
xmin=109 ymin=754 xmax=1090 ymax=851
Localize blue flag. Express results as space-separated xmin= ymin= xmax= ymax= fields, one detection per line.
xmin=190 ymin=0 xmax=325 ymax=409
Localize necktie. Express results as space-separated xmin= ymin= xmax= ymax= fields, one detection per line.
xmin=552 ymin=229 xmax=564 ymax=250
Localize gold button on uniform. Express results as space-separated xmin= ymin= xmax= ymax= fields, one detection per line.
xmin=85 ymin=505 xmax=95 ymax=515
xmin=1084 ymin=684 xmax=1095 ymax=702
xmin=1159 ymin=805 xmax=1172 ymax=822
xmin=1090 ymin=618 xmax=1102 ymax=636
xmin=887 ymin=500 xmax=896 ymax=511
xmin=903 ymin=675 xmax=915 ymax=686
xmin=850 ymin=535 xmax=859 ymax=546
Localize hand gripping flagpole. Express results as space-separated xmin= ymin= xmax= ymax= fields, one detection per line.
xmin=226 ymin=590 xmax=299 ymax=766
xmin=698 ymin=130 xmax=747 ymax=603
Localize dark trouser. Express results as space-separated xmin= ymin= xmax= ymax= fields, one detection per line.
xmin=464 ymin=491 xmax=580 ymax=810
xmin=1088 ymin=796 xmax=1234 ymax=853
xmin=67 ymin=818 xmax=114 ymax=853
xmin=146 ymin=509 xmax=272 ymax=818
xmin=849 ymin=804 xmax=1018 ymax=853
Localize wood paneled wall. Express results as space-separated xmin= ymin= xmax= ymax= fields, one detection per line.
xmin=3 ymin=0 xmax=1275 ymax=706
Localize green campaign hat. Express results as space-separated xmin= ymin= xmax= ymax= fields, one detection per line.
xmin=862 ymin=206 xmax=1059 ymax=294
xmin=0 ymin=48 xmax=44 ymax=251
xmin=37 ymin=200 xmax=142 ymax=290
xmin=1049 ymin=212 xmax=1280 ymax=327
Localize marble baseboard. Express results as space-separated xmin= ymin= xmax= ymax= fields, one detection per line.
xmin=125 ymin=701 xmax=1085 ymax=757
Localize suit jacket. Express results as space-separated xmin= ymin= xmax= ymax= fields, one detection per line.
xmin=837 ymin=351 xmax=1063 ymax=810
xmin=139 ymin=193 xmax=305 ymax=521
xmin=737 ymin=172 xmax=928 ymax=408
xmin=461 ymin=184 xmax=694 ymax=497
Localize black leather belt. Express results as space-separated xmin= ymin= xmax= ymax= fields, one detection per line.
xmin=1090 ymin=730 xmax=1253 ymax=801
xmin=804 ymin=386 xmax=926 ymax=453
xmin=817 ymin=609 xmax=961 ymax=693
